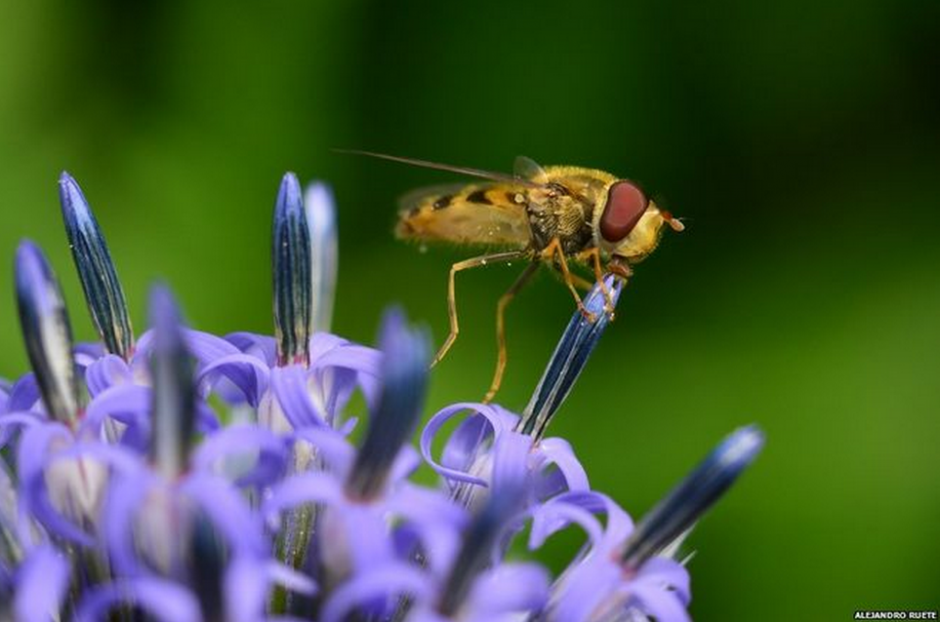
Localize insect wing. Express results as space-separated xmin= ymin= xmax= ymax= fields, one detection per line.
xmin=513 ymin=155 xmax=549 ymax=183
xmin=395 ymin=183 xmax=531 ymax=249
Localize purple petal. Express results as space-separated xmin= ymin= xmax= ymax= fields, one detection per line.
xmin=223 ymin=556 xmax=317 ymax=622
xmin=420 ymin=403 xmax=510 ymax=486
xmin=85 ymin=354 xmax=133 ymax=397
xmin=533 ymin=491 xmax=633 ymax=555
xmin=467 ymin=562 xmax=550 ymax=618
xmin=291 ymin=425 xmax=355 ymax=476
xmin=7 ymin=374 xmax=41 ymax=413
xmin=73 ymin=341 xmax=107 ymax=368
xmin=0 ymin=411 xmax=43 ymax=450
xmin=628 ymin=578 xmax=691 ymax=622
xmin=13 ymin=544 xmax=70 ymax=622
xmin=16 ymin=422 xmax=93 ymax=546
xmin=101 ymin=466 xmax=158 ymax=575
xmin=225 ymin=332 xmax=277 ymax=366
xmin=180 ymin=474 xmax=266 ymax=557
xmin=320 ymin=563 xmax=432 ymax=622
xmin=529 ymin=500 xmax=604 ymax=553
xmin=387 ymin=483 xmax=467 ymax=574
xmin=270 ymin=364 xmax=327 ymax=428
xmin=197 ymin=353 xmax=270 ymax=407
xmin=81 ymin=384 xmax=151 ymax=438
xmin=191 ymin=423 xmax=289 ymax=488
xmin=635 ymin=557 xmax=691 ymax=605
xmin=549 ymin=558 xmax=622 ymax=622
xmin=75 ymin=578 xmax=202 ymax=622
xmin=262 ymin=472 xmax=343 ymax=528
xmin=491 ymin=431 xmax=533 ymax=492
xmin=309 ymin=342 xmax=382 ymax=376
xmin=532 ymin=437 xmax=589 ymax=496
xmin=136 ymin=327 xmax=241 ymax=367
xmin=324 ymin=503 xmax=395 ymax=574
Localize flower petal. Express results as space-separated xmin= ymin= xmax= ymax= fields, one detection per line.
xmin=191 ymin=423 xmax=289 ymax=488
xmin=13 ymin=544 xmax=70 ymax=622
xmin=320 ymin=562 xmax=432 ymax=622
xmin=75 ymin=577 xmax=202 ymax=622
xmin=420 ymin=403 xmax=509 ymax=486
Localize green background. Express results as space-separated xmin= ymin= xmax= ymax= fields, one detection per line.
xmin=1 ymin=0 xmax=938 ymax=618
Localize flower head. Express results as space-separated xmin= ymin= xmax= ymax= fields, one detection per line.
xmin=0 ymin=171 xmax=764 ymax=622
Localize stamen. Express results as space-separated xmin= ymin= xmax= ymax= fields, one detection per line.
xmin=272 ymin=173 xmax=312 ymax=367
xmin=304 ymin=182 xmax=338 ymax=334
xmin=516 ymin=275 xmax=623 ymax=441
xmin=148 ymin=285 xmax=196 ymax=479
xmin=14 ymin=241 xmax=81 ymax=425
xmin=620 ymin=425 xmax=764 ymax=570
xmin=345 ymin=308 xmax=429 ymax=501
xmin=59 ymin=172 xmax=134 ymax=360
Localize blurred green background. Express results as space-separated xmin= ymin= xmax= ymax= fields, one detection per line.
xmin=1 ymin=0 xmax=938 ymax=618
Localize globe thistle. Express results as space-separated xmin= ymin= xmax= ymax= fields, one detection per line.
xmin=0 ymin=171 xmax=764 ymax=622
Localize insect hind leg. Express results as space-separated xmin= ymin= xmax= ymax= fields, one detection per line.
xmin=483 ymin=261 xmax=540 ymax=404
xmin=432 ymin=250 xmax=529 ymax=368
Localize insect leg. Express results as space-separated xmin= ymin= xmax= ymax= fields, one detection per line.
xmin=556 ymin=268 xmax=593 ymax=291
xmin=433 ymin=250 xmax=529 ymax=368
xmin=581 ymin=247 xmax=617 ymax=317
xmin=483 ymin=261 xmax=540 ymax=404
xmin=542 ymin=238 xmax=596 ymax=322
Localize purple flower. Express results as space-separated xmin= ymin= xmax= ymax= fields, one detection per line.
xmin=0 ymin=170 xmax=764 ymax=621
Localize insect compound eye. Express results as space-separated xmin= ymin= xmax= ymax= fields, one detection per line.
xmin=599 ymin=180 xmax=649 ymax=243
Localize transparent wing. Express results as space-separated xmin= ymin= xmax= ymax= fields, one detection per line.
xmin=513 ymin=155 xmax=549 ymax=183
xmin=395 ymin=183 xmax=531 ymax=249
xmin=398 ymin=183 xmax=474 ymax=214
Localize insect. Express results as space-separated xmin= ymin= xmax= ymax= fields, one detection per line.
xmin=346 ymin=150 xmax=684 ymax=402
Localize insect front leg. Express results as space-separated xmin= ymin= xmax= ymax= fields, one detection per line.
xmin=541 ymin=238 xmax=597 ymax=323
xmin=558 ymin=269 xmax=594 ymax=291
xmin=483 ymin=261 xmax=540 ymax=404
xmin=433 ymin=250 xmax=529 ymax=368
xmin=580 ymin=247 xmax=618 ymax=318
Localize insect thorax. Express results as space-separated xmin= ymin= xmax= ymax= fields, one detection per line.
xmin=525 ymin=191 xmax=596 ymax=255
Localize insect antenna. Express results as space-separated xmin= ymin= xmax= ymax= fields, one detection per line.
xmin=334 ymin=149 xmax=546 ymax=188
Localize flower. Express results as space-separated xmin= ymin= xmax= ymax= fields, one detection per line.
xmin=0 ymin=171 xmax=764 ymax=622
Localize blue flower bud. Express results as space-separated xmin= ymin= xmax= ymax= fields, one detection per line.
xmin=517 ymin=275 xmax=622 ymax=440
xmin=272 ymin=173 xmax=312 ymax=367
xmin=620 ymin=425 xmax=764 ymax=570
xmin=59 ymin=172 xmax=134 ymax=360
xmin=14 ymin=241 xmax=80 ymax=425
xmin=148 ymin=285 xmax=196 ymax=479
xmin=345 ymin=307 xmax=430 ymax=501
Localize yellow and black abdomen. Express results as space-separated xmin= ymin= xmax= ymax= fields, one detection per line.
xmin=395 ymin=184 xmax=532 ymax=249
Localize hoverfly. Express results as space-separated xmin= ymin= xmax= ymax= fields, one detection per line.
xmin=346 ymin=151 xmax=684 ymax=402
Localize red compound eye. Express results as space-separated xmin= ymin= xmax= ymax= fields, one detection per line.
xmin=599 ymin=181 xmax=648 ymax=243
